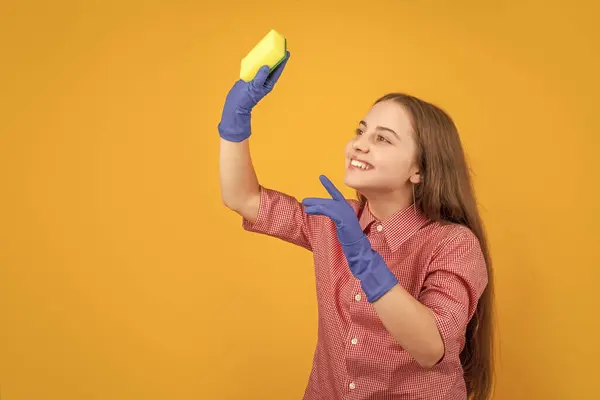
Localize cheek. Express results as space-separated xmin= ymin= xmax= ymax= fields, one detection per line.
xmin=378 ymin=150 xmax=411 ymax=173
xmin=344 ymin=140 xmax=354 ymax=155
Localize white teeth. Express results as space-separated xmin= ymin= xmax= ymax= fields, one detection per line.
xmin=351 ymin=159 xmax=371 ymax=170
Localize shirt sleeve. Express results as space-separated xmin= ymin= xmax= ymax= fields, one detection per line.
xmin=417 ymin=225 xmax=489 ymax=363
xmin=241 ymin=185 xmax=320 ymax=251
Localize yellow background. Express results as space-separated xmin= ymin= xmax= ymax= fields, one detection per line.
xmin=1 ymin=1 xmax=599 ymax=399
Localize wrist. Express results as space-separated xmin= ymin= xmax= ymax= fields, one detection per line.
xmin=341 ymin=236 xmax=398 ymax=303
xmin=218 ymin=111 xmax=252 ymax=142
xmin=358 ymin=256 xmax=398 ymax=303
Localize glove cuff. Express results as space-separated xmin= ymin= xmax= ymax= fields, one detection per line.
xmin=359 ymin=258 xmax=399 ymax=303
xmin=218 ymin=110 xmax=252 ymax=142
xmin=341 ymin=237 xmax=399 ymax=303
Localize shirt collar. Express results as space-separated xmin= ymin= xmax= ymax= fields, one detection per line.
xmin=359 ymin=202 xmax=430 ymax=252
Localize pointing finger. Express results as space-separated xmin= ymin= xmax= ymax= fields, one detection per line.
xmin=319 ymin=175 xmax=344 ymax=201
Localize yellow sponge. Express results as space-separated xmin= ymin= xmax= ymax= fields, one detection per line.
xmin=240 ymin=29 xmax=287 ymax=82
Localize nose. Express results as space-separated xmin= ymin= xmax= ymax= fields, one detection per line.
xmin=352 ymin=133 xmax=369 ymax=153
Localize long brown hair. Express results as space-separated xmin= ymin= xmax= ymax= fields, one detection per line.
xmin=358 ymin=93 xmax=495 ymax=400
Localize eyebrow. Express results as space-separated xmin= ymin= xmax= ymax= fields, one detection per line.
xmin=359 ymin=120 xmax=400 ymax=139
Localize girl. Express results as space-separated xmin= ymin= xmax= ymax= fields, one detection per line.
xmin=218 ymin=52 xmax=494 ymax=400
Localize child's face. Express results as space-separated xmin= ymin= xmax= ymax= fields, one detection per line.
xmin=344 ymin=100 xmax=420 ymax=197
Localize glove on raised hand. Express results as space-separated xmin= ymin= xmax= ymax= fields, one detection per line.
xmin=217 ymin=51 xmax=290 ymax=142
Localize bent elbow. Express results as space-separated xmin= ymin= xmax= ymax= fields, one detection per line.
xmin=221 ymin=195 xmax=236 ymax=211
xmin=221 ymin=192 xmax=244 ymax=212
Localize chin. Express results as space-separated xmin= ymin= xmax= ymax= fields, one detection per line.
xmin=344 ymin=171 xmax=399 ymax=199
xmin=344 ymin=172 xmax=371 ymax=192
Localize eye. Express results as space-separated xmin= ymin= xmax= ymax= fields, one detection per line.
xmin=355 ymin=128 xmax=364 ymax=136
xmin=377 ymin=135 xmax=391 ymax=143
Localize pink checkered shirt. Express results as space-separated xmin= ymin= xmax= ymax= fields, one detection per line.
xmin=242 ymin=186 xmax=488 ymax=399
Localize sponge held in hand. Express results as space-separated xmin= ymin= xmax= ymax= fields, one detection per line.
xmin=240 ymin=29 xmax=287 ymax=82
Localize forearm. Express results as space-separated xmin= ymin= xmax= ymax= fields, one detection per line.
xmin=219 ymin=138 xmax=260 ymax=220
xmin=372 ymin=285 xmax=444 ymax=368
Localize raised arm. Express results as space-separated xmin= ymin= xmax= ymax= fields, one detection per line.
xmin=217 ymin=52 xmax=290 ymax=223
xmin=219 ymin=139 xmax=260 ymax=223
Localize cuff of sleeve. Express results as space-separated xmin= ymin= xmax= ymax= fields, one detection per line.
xmin=241 ymin=186 xmax=268 ymax=232
xmin=429 ymin=308 xmax=462 ymax=365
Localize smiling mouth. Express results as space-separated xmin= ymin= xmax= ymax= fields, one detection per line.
xmin=350 ymin=159 xmax=374 ymax=170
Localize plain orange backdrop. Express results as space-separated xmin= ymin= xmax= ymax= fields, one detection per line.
xmin=1 ymin=1 xmax=599 ymax=399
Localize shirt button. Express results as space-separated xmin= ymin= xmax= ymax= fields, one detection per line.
xmin=349 ymin=382 xmax=356 ymax=390
xmin=354 ymin=293 xmax=361 ymax=302
xmin=376 ymin=224 xmax=383 ymax=232
xmin=351 ymin=337 xmax=358 ymax=345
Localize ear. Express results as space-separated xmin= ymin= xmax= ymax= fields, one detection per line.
xmin=408 ymin=170 xmax=422 ymax=185
xmin=409 ymin=171 xmax=421 ymax=184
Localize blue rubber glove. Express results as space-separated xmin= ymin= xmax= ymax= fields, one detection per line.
xmin=302 ymin=175 xmax=399 ymax=303
xmin=217 ymin=51 xmax=291 ymax=142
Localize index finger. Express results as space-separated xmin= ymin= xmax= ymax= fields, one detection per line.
xmin=319 ymin=175 xmax=344 ymax=201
